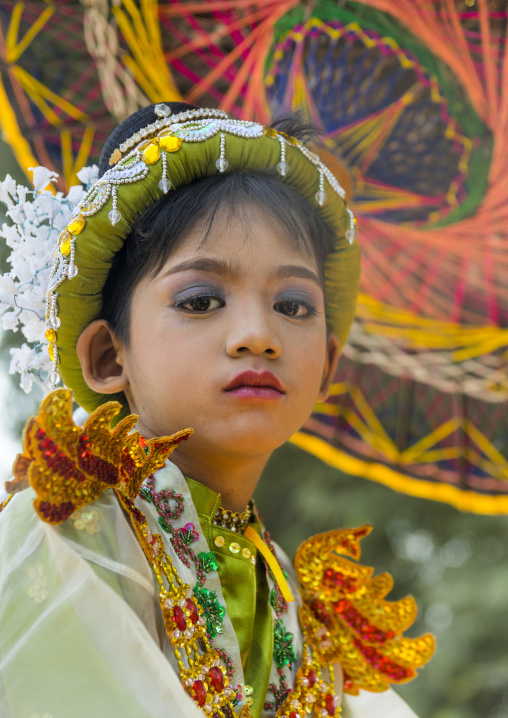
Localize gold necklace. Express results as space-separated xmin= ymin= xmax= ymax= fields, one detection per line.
xmin=213 ymin=502 xmax=252 ymax=533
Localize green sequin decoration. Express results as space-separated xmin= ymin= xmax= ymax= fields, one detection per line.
xmin=158 ymin=516 xmax=171 ymax=532
xmin=199 ymin=551 xmax=219 ymax=573
xmin=193 ymin=585 xmax=226 ymax=637
xmin=139 ymin=485 xmax=151 ymax=501
xmin=273 ymin=619 xmax=297 ymax=668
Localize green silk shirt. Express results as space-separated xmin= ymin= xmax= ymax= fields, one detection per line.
xmin=186 ymin=478 xmax=274 ymax=717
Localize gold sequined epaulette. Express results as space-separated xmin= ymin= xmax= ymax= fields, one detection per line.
xmin=5 ymin=389 xmax=193 ymax=524
xmin=295 ymin=525 xmax=435 ymax=695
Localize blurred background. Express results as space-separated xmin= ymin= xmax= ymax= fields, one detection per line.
xmin=1 ymin=1 xmax=508 ymax=716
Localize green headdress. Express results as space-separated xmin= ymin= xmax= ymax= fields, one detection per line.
xmin=46 ymin=103 xmax=360 ymax=414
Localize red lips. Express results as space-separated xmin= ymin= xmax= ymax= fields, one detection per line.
xmin=224 ymin=370 xmax=285 ymax=394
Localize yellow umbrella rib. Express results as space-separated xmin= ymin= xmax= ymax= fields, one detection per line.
xmin=464 ymin=420 xmax=508 ymax=469
xmin=400 ymin=419 xmax=460 ymax=463
xmin=357 ymin=183 xmax=426 ymax=200
xmin=464 ymin=448 xmax=508 ymax=484
xmin=122 ymin=55 xmax=163 ymax=104
xmin=60 ymin=125 xmax=95 ymax=189
xmin=350 ymin=387 xmax=397 ymax=452
xmin=355 ymin=198 xmax=428 ymax=212
xmin=141 ymin=0 xmax=162 ymax=52
xmin=315 ymin=383 xmax=397 ymax=459
xmin=405 ymin=447 xmax=461 ymax=464
xmin=337 ymin=114 xmax=386 ymax=155
xmin=327 ymin=382 xmax=348 ymax=397
xmin=356 ymin=295 xmax=508 ymax=356
xmin=13 ymin=66 xmax=88 ymax=123
xmin=61 ymin=128 xmax=73 ymax=190
xmin=5 ymin=2 xmax=23 ymax=62
xmin=6 ymin=4 xmax=54 ymax=64
xmin=113 ymin=6 xmax=180 ymax=102
xmin=12 ymin=66 xmax=61 ymax=125
xmin=0 ymin=70 xmax=38 ymax=180
xmin=74 ymin=125 xmax=95 ymax=178
xmin=119 ymin=0 xmax=151 ymax=49
xmin=312 ymin=403 xmax=340 ymax=417
xmin=357 ymin=294 xmax=465 ymax=328
xmin=117 ymin=0 xmax=179 ymax=98
xmin=358 ymin=294 xmax=497 ymax=334
xmin=453 ymin=334 xmax=508 ymax=361
xmin=359 ymin=322 xmax=508 ymax=354
xmin=343 ymin=405 xmax=398 ymax=460
xmin=114 ymin=18 xmax=160 ymax=98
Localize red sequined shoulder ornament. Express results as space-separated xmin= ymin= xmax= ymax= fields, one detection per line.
xmin=6 ymin=388 xmax=193 ymax=523
xmin=295 ymin=525 xmax=436 ymax=695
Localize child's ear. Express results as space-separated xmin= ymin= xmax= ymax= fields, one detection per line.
xmin=76 ymin=319 xmax=129 ymax=395
xmin=317 ymin=332 xmax=340 ymax=402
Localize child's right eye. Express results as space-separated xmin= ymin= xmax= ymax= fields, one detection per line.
xmin=174 ymin=294 xmax=224 ymax=312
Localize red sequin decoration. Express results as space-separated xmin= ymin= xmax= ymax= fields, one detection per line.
xmin=325 ymin=693 xmax=335 ymax=716
xmin=173 ymin=606 xmax=187 ymax=632
xmin=310 ymin=599 xmax=332 ymax=626
xmin=209 ymin=666 xmax=224 ymax=691
xmin=323 ymin=567 xmax=355 ymax=592
xmin=185 ymin=598 xmax=199 ymax=625
xmin=333 ymin=599 xmax=394 ymax=643
xmin=193 ymin=680 xmax=206 ymax=706
xmin=354 ymin=639 xmax=412 ymax=681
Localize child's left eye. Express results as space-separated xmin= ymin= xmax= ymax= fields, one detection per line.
xmin=275 ymin=300 xmax=316 ymax=318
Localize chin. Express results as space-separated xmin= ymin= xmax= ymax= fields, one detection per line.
xmin=227 ymin=435 xmax=286 ymax=455
xmin=213 ymin=421 xmax=297 ymax=456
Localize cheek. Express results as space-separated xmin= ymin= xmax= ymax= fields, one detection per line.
xmin=296 ymin=326 xmax=328 ymax=367
xmin=293 ymin=340 xmax=328 ymax=398
xmin=127 ymin=328 xmax=208 ymax=399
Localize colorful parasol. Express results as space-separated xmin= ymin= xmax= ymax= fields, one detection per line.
xmin=1 ymin=0 xmax=508 ymax=513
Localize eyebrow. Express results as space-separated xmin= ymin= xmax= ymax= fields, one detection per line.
xmin=160 ymin=258 xmax=237 ymax=279
xmin=160 ymin=257 xmax=321 ymax=287
xmin=275 ymin=265 xmax=321 ymax=286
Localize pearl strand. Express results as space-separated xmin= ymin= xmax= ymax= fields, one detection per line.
xmin=108 ymin=187 xmax=121 ymax=225
xmin=346 ymin=208 xmax=357 ymax=244
xmin=159 ymin=151 xmax=171 ymax=193
xmin=216 ymin=133 xmax=228 ymax=172
xmin=277 ymin=137 xmax=289 ymax=176
xmin=315 ymin=167 xmax=328 ymax=206
xmin=67 ymin=237 xmax=78 ymax=279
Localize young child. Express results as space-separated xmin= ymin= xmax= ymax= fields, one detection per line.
xmin=0 ymin=102 xmax=434 ymax=718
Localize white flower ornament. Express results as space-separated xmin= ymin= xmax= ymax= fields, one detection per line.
xmin=0 ymin=166 xmax=98 ymax=393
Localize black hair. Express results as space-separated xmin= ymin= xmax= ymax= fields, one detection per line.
xmin=100 ymin=104 xmax=336 ymax=342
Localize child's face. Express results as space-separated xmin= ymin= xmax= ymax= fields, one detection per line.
xmin=102 ymin=205 xmax=338 ymax=462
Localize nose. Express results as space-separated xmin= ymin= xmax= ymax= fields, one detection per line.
xmin=226 ymin=305 xmax=282 ymax=359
